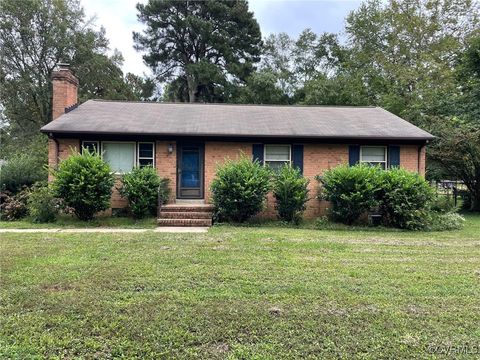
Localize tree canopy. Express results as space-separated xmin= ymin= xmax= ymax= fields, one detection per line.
xmin=0 ymin=0 xmax=152 ymax=145
xmin=133 ymin=0 xmax=262 ymax=103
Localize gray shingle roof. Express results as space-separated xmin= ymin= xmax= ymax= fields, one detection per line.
xmin=41 ymin=100 xmax=434 ymax=140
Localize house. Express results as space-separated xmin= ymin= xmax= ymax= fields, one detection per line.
xmin=41 ymin=65 xmax=434 ymax=225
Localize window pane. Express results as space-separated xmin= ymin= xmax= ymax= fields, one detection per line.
xmin=266 ymin=161 xmax=288 ymax=172
xmin=103 ymin=142 xmax=135 ymax=173
xmin=361 ymin=147 xmax=385 ymax=162
xmin=82 ymin=141 xmax=98 ymax=154
xmin=139 ymin=158 xmax=154 ymax=167
xmin=139 ymin=143 xmax=153 ymax=158
xmin=265 ymin=145 xmax=290 ymax=161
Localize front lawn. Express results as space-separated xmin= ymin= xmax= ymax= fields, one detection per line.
xmin=1 ymin=215 xmax=479 ymax=358
xmin=0 ymin=214 xmax=157 ymax=229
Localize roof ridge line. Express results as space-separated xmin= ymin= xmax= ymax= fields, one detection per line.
xmin=89 ymin=99 xmax=377 ymax=108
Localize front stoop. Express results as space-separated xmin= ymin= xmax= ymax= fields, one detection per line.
xmin=157 ymin=204 xmax=214 ymax=227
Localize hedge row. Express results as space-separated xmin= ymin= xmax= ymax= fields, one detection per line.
xmin=1 ymin=150 xmax=169 ymax=222
xmin=210 ymin=157 xmax=309 ymax=223
xmin=319 ymin=164 xmax=461 ymax=230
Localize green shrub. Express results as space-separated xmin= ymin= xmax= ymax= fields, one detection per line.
xmin=318 ymin=164 xmax=381 ymax=225
xmin=377 ymin=168 xmax=434 ymax=230
xmin=314 ymin=216 xmax=332 ymax=230
xmin=52 ymin=149 xmax=114 ymax=221
xmin=273 ymin=165 xmax=309 ymax=224
xmin=0 ymin=189 xmax=29 ymax=221
xmin=27 ymin=183 xmax=58 ymax=223
xmin=318 ymin=165 xmax=437 ymax=230
xmin=430 ymin=194 xmax=458 ymax=213
xmin=427 ymin=212 xmax=465 ymax=231
xmin=211 ymin=156 xmax=272 ymax=222
xmin=0 ymin=153 xmax=47 ymax=193
xmin=119 ymin=167 xmax=169 ymax=219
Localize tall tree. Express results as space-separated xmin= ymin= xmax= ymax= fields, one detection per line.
xmin=428 ymin=34 xmax=480 ymax=211
xmin=0 ymin=0 xmax=150 ymax=142
xmin=343 ymin=0 xmax=479 ymax=122
xmin=133 ymin=0 xmax=262 ymax=103
xmin=235 ymin=69 xmax=288 ymax=104
xmin=260 ymin=33 xmax=295 ymax=97
xmin=258 ymin=31 xmax=347 ymax=104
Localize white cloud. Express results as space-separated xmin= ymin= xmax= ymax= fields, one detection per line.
xmin=80 ymin=0 xmax=361 ymax=77
xmin=82 ymin=0 xmax=150 ymax=76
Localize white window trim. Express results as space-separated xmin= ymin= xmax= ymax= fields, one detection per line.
xmin=101 ymin=141 xmax=137 ymax=175
xmin=81 ymin=140 xmax=99 ymax=153
xmin=360 ymin=146 xmax=387 ymax=168
xmin=137 ymin=142 xmax=155 ymax=168
xmin=264 ymin=144 xmax=292 ymax=167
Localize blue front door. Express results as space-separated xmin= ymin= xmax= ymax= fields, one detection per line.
xmin=177 ymin=143 xmax=204 ymax=198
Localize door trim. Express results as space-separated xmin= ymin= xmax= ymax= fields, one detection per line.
xmin=176 ymin=142 xmax=205 ymax=199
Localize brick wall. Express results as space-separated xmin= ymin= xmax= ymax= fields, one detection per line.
xmin=52 ymin=69 xmax=78 ymax=120
xmin=399 ymin=144 xmax=425 ymax=176
xmin=156 ymin=141 xmax=177 ymax=203
xmin=204 ymin=142 xmax=252 ymax=201
xmin=48 ymin=138 xmax=80 ymax=181
xmin=259 ymin=144 xmax=349 ymax=219
xmin=111 ymin=177 xmax=128 ymax=209
xmin=46 ymin=139 xmax=427 ymax=218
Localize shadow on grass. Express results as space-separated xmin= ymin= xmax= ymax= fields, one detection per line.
xmin=0 ymin=214 xmax=157 ymax=229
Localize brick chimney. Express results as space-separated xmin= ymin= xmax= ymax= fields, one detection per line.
xmin=52 ymin=63 xmax=78 ymax=120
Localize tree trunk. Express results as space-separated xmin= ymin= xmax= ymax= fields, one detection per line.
xmin=471 ymin=192 xmax=480 ymax=212
xmin=186 ymin=75 xmax=196 ymax=103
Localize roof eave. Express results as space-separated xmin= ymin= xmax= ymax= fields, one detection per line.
xmin=40 ymin=129 xmax=435 ymax=141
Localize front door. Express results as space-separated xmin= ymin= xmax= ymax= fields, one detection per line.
xmin=177 ymin=143 xmax=204 ymax=199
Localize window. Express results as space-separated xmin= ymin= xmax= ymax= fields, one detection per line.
xmin=265 ymin=145 xmax=291 ymax=171
xmin=102 ymin=142 xmax=136 ymax=174
xmin=360 ymin=146 xmax=387 ymax=169
xmin=81 ymin=141 xmax=99 ymax=154
xmin=138 ymin=142 xmax=155 ymax=167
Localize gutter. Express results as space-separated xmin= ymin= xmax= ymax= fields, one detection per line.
xmin=39 ymin=129 xmax=436 ymax=142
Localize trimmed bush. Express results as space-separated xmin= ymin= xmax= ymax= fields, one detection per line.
xmin=0 ymin=189 xmax=29 ymax=221
xmin=211 ymin=156 xmax=272 ymax=222
xmin=377 ymin=168 xmax=434 ymax=230
xmin=319 ymin=165 xmax=436 ymax=230
xmin=0 ymin=153 xmax=47 ymax=193
xmin=273 ymin=165 xmax=310 ymax=224
xmin=119 ymin=166 xmax=169 ymax=219
xmin=52 ymin=149 xmax=114 ymax=221
xmin=27 ymin=183 xmax=58 ymax=223
xmin=318 ymin=164 xmax=381 ymax=225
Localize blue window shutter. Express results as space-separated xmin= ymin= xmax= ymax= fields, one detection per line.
xmin=292 ymin=144 xmax=304 ymax=174
xmin=349 ymin=145 xmax=360 ymax=166
xmin=252 ymin=144 xmax=264 ymax=164
xmin=388 ymin=145 xmax=400 ymax=168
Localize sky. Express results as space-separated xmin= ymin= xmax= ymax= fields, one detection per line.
xmin=81 ymin=0 xmax=362 ymax=76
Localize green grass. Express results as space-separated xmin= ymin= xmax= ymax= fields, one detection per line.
xmin=1 ymin=215 xmax=479 ymax=359
xmin=0 ymin=214 xmax=157 ymax=229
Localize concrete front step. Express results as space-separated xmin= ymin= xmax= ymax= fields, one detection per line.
xmin=159 ymin=211 xmax=213 ymax=219
xmin=157 ymin=218 xmax=213 ymax=227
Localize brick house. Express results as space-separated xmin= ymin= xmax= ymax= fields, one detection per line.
xmin=41 ymin=65 xmax=434 ymax=225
